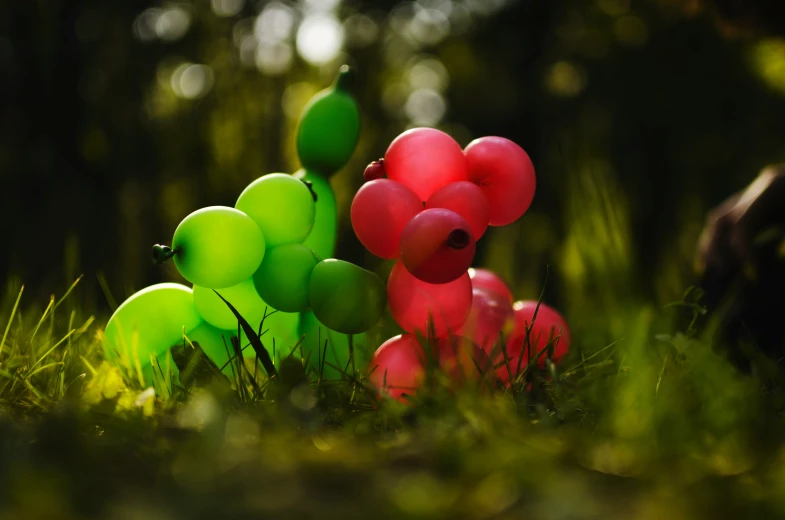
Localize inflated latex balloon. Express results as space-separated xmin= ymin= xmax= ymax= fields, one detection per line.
xmin=259 ymin=309 xmax=301 ymax=360
xmin=193 ymin=278 xmax=266 ymax=331
xmin=236 ymin=173 xmax=315 ymax=247
xmin=456 ymin=288 xmax=514 ymax=352
xmin=351 ymin=179 xmax=423 ymax=259
xmin=426 ymin=181 xmax=490 ymax=240
xmin=253 ymin=244 xmax=320 ymax=313
xmin=387 ymin=261 xmax=472 ymax=337
xmin=468 ymin=268 xmax=514 ymax=303
xmin=296 ymin=65 xmax=360 ymax=176
xmin=368 ymin=334 xmax=426 ymax=402
xmin=385 ymin=128 xmax=469 ymax=202
xmin=299 ymin=311 xmax=368 ymax=379
xmin=464 ymin=136 xmax=536 ymax=226
xmin=399 ymin=208 xmax=476 ymax=284
xmin=168 ymin=207 xmax=265 ymax=289
xmin=104 ymin=283 xmax=202 ymax=372
xmin=497 ymin=301 xmax=571 ymax=386
xmin=185 ymin=322 xmax=240 ymax=377
xmin=309 ymin=259 xmax=386 ymax=334
xmin=434 ymin=335 xmax=494 ymax=386
xmin=293 ymin=169 xmax=337 ymax=259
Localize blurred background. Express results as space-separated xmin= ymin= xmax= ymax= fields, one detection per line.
xmin=3 ymin=0 xmax=785 ymax=330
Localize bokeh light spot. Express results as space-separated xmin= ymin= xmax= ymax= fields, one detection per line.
xmin=256 ymin=42 xmax=294 ymax=75
xmin=211 ymin=0 xmax=245 ymax=17
xmin=409 ymin=7 xmax=450 ymax=45
xmin=404 ymin=88 xmax=447 ymax=125
xmin=171 ymin=64 xmax=214 ymax=100
xmin=407 ymin=57 xmax=450 ymax=91
xmin=296 ymin=14 xmax=344 ymax=66
xmin=254 ymin=2 xmax=296 ymax=44
xmin=545 ymin=61 xmax=586 ymax=97
xmin=343 ymin=14 xmax=379 ymax=47
xmin=615 ymin=15 xmax=648 ymax=46
xmin=155 ymin=6 xmax=191 ymax=42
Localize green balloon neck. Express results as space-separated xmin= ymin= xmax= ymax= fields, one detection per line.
xmin=334 ymin=65 xmax=355 ymax=94
xmin=151 ymin=244 xmax=178 ymax=265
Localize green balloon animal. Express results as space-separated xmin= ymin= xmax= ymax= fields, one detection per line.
xmin=105 ymin=66 xmax=384 ymax=385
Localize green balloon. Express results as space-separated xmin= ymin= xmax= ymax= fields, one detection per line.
xmin=236 ymin=173 xmax=315 ymax=248
xmin=172 ymin=206 xmax=265 ymax=289
xmin=253 ymin=244 xmax=320 ymax=313
xmin=193 ymin=277 xmax=267 ymax=331
xmin=293 ymin=169 xmax=337 ymax=259
xmin=299 ymin=311 xmax=368 ymax=379
xmin=296 ymin=67 xmax=360 ymax=176
xmin=308 ymin=259 xmax=386 ymax=334
xmin=186 ymin=322 xmax=242 ymax=377
xmin=104 ymin=283 xmax=202 ymax=373
xmin=188 ymin=310 xmax=301 ymax=375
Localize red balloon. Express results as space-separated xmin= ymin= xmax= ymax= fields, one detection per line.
xmin=435 ymin=335 xmax=494 ymax=386
xmin=368 ymin=334 xmax=425 ymax=402
xmin=456 ymin=288 xmax=514 ymax=352
xmin=497 ymin=300 xmax=571 ymax=386
xmin=426 ymin=181 xmax=490 ymax=239
xmin=469 ymin=268 xmax=514 ymax=303
xmin=399 ymin=208 xmax=476 ymax=284
xmin=385 ymin=128 xmax=469 ymax=202
xmin=464 ymin=136 xmax=536 ymax=226
xmin=387 ymin=261 xmax=472 ymax=338
xmin=351 ymin=179 xmax=423 ymax=259
xmin=368 ymin=334 xmax=494 ymax=402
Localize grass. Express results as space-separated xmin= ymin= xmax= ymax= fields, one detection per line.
xmin=1 ymin=272 xmax=785 ymax=520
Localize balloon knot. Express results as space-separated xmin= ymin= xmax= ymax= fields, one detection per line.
xmin=447 ymin=230 xmax=471 ymax=250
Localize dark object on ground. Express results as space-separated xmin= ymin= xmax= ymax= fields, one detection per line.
xmin=696 ymin=166 xmax=785 ymax=368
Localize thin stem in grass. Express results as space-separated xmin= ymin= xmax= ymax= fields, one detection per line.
xmin=0 ymin=284 xmax=24 ymax=358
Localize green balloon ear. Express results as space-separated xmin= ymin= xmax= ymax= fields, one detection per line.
xmin=296 ymin=65 xmax=361 ymax=177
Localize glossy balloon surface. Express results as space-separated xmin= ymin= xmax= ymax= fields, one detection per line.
xmin=351 ymin=179 xmax=423 ymax=259
xmin=253 ymin=244 xmax=320 ymax=313
xmin=298 ymin=311 xmax=368 ymax=379
xmin=193 ymin=278 xmax=266 ymax=331
xmin=464 ymin=136 xmax=536 ymax=226
xmin=468 ymin=268 xmax=514 ymax=303
xmin=293 ymin=169 xmax=337 ymax=259
xmin=368 ymin=334 xmax=426 ymax=402
xmin=296 ymin=70 xmax=360 ymax=176
xmin=497 ymin=301 xmax=571 ymax=385
xmin=387 ymin=261 xmax=472 ymax=337
xmin=385 ymin=128 xmax=469 ymax=202
xmin=235 ymin=173 xmax=315 ymax=247
xmin=434 ymin=335 xmax=494 ymax=385
xmin=399 ymin=208 xmax=476 ymax=284
xmin=104 ymin=283 xmax=202 ymax=370
xmin=309 ymin=259 xmax=386 ymax=334
xmin=186 ymin=322 xmax=242 ymax=377
xmin=426 ymin=181 xmax=490 ymax=240
xmin=172 ymin=207 xmax=265 ymax=289
xmin=456 ymin=288 xmax=514 ymax=352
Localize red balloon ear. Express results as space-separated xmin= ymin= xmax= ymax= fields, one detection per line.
xmin=350 ymin=179 xmax=422 ymax=259
xmin=426 ymin=181 xmax=490 ymax=239
xmin=385 ymin=127 xmax=469 ymax=202
xmin=464 ymin=136 xmax=536 ymax=226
